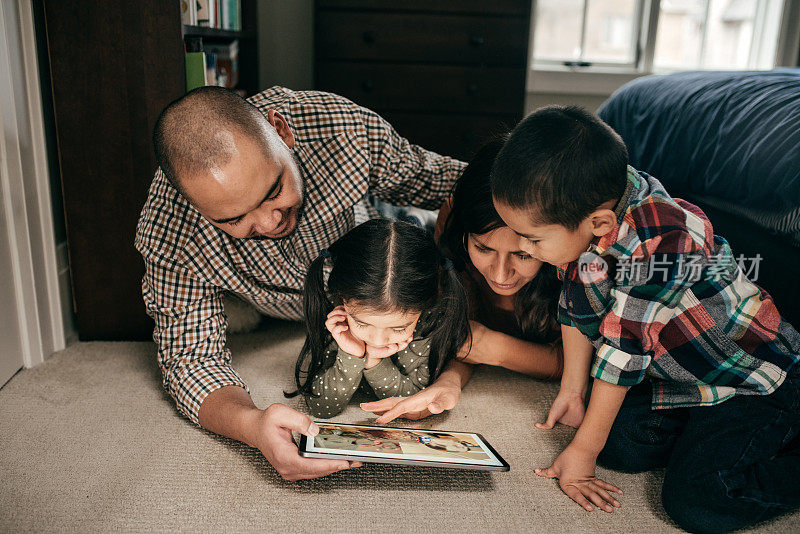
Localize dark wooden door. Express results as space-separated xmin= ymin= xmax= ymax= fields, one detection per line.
xmin=40 ymin=0 xmax=185 ymax=340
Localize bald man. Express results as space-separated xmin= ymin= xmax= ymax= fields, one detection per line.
xmin=135 ymin=86 xmax=472 ymax=480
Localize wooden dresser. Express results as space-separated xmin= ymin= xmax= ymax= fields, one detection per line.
xmin=314 ymin=0 xmax=531 ymax=161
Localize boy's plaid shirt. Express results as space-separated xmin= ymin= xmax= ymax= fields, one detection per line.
xmin=134 ymin=87 xmax=465 ymax=423
xmin=558 ymin=167 xmax=800 ymax=409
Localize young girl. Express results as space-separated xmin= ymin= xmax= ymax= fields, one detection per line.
xmin=360 ymin=138 xmax=564 ymax=424
xmin=286 ymin=218 xmax=470 ymax=418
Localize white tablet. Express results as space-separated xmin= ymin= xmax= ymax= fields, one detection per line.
xmin=299 ymin=422 xmax=509 ymax=471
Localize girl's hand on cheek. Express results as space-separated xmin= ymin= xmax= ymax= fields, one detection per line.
xmin=325 ymin=306 xmax=365 ymax=357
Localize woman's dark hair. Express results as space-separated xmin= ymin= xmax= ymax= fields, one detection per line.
xmin=286 ymin=218 xmax=470 ymax=397
xmin=439 ymin=136 xmax=561 ymax=343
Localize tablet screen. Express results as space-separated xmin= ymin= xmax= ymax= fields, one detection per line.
xmin=304 ymin=422 xmax=506 ymax=468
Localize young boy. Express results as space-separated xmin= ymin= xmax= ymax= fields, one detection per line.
xmin=490 ymin=105 xmax=800 ymax=532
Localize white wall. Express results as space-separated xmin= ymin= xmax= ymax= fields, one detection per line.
xmin=525 ymin=93 xmax=610 ymax=115
xmin=0 ymin=118 xmax=25 ymax=385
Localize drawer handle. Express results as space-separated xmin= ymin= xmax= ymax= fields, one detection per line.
xmin=362 ymin=31 xmax=376 ymax=44
xmin=466 ymin=83 xmax=478 ymax=95
xmin=469 ymin=35 xmax=485 ymax=46
xmin=362 ymin=80 xmax=375 ymax=92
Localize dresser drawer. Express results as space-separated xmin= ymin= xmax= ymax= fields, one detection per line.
xmin=315 ymin=11 xmax=529 ymax=66
xmin=317 ymin=0 xmax=530 ymax=16
xmin=378 ymin=111 xmax=520 ymax=161
xmin=316 ymin=62 xmax=525 ymax=115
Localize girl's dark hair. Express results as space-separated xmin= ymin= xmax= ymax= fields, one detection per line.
xmin=286 ymin=218 xmax=470 ymax=397
xmin=439 ymin=136 xmax=560 ymax=343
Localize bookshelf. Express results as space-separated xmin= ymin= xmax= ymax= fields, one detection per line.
xmin=36 ymin=0 xmax=259 ymax=340
xmin=183 ymin=26 xmax=256 ymax=40
xmin=182 ymin=1 xmax=259 ymax=96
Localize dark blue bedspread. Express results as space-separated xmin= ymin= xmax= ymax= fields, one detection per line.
xmin=598 ymin=69 xmax=800 ymax=239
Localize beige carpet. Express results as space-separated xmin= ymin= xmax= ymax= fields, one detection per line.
xmin=1 ymin=320 xmax=798 ymax=533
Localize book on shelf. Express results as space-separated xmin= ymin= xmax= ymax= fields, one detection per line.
xmin=197 ymin=0 xmax=214 ymax=28
xmin=221 ymin=0 xmax=241 ymax=31
xmin=185 ymin=38 xmax=240 ymax=92
xmin=204 ymin=40 xmax=239 ymax=88
xmin=186 ymin=0 xmax=240 ymax=30
xmin=180 ymin=0 xmax=197 ymax=25
xmin=205 ymin=51 xmax=217 ymax=87
xmin=185 ymin=38 xmax=207 ymax=92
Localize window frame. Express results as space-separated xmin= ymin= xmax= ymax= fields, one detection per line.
xmin=527 ymin=0 xmax=800 ymax=97
xmin=532 ymin=0 xmax=649 ymax=70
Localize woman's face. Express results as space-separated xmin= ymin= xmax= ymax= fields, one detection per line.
xmin=466 ymin=227 xmax=544 ymax=296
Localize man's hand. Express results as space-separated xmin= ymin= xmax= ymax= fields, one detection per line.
xmin=198 ymin=388 xmax=360 ymax=482
xmin=535 ymin=389 xmax=586 ymax=429
xmin=360 ymin=380 xmax=461 ymax=424
xmin=255 ymin=403 xmax=361 ymax=481
xmin=535 ymin=443 xmax=622 ymax=512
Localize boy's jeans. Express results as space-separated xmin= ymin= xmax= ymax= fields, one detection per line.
xmin=598 ymin=370 xmax=800 ymax=534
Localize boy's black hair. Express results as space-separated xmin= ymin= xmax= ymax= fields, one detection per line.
xmin=439 ymin=136 xmax=560 ymax=343
xmin=490 ymin=105 xmax=628 ymax=230
xmin=286 ymin=218 xmax=470 ymax=398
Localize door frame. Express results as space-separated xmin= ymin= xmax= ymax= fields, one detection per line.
xmin=0 ymin=0 xmax=67 ymax=370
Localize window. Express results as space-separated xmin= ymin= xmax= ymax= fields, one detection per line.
xmin=531 ymin=0 xmax=790 ymax=74
xmin=534 ymin=0 xmax=641 ymax=68
xmin=653 ymin=0 xmax=784 ymax=70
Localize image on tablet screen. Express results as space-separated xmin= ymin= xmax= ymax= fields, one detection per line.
xmin=307 ymin=423 xmax=503 ymax=466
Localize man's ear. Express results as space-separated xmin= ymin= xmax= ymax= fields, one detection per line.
xmin=267 ymin=110 xmax=295 ymax=149
xmin=589 ymin=208 xmax=617 ymax=237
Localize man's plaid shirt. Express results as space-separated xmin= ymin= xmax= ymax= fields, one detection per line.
xmin=558 ymin=166 xmax=800 ymax=409
xmin=134 ymin=87 xmax=465 ymax=423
